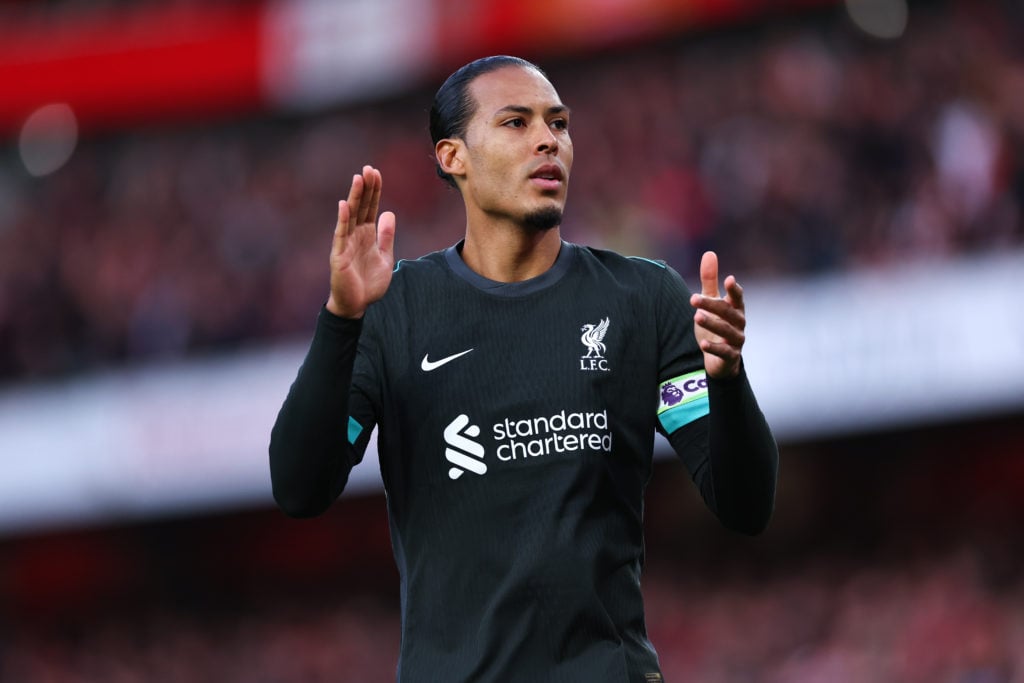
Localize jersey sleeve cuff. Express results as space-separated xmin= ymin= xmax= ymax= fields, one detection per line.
xmin=318 ymin=303 xmax=365 ymax=336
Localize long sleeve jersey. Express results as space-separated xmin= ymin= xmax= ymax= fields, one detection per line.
xmin=270 ymin=241 xmax=778 ymax=682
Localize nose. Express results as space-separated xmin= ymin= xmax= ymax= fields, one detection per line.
xmin=535 ymin=124 xmax=559 ymax=155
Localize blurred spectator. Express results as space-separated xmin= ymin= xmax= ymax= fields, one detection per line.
xmin=1 ymin=0 xmax=1022 ymax=382
xmin=2 ymin=546 xmax=1021 ymax=682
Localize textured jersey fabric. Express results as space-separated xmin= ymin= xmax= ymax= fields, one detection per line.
xmin=270 ymin=240 xmax=778 ymax=682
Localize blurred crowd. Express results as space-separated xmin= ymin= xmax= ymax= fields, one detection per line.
xmin=2 ymin=547 xmax=1020 ymax=682
xmin=4 ymin=416 xmax=1024 ymax=683
xmin=647 ymin=551 xmax=1022 ymax=682
xmin=2 ymin=0 xmax=1023 ymax=382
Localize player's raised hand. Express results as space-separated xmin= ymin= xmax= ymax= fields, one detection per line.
xmin=690 ymin=251 xmax=745 ymax=378
xmin=327 ymin=165 xmax=396 ymax=319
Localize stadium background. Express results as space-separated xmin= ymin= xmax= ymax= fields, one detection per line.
xmin=1 ymin=0 xmax=1023 ymax=679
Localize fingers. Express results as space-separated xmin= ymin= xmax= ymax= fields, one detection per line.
xmin=350 ymin=166 xmax=382 ymax=227
xmin=724 ymin=275 xmax=744 ymax=312
xmin=693 ymin=252 xmax=746 ymax=377
xmin=332 ymin=198 xmax=351 ymax=256
xmin=694 ymin=308 xmax=746 ymax=348
xmin=690 ymin=252 xmax=744 ymax=319
xmin=691 ymin=291 xmax=746 ymax=349
xmin=697 ymin=338 xmax=743 ymax=365
xmin=332 ymin=199 xmax=396 ymax=260
xmin=690 ymin=289 xmax=744 ymax=325
xmin=378 ymin=210 xmax=397 ymax=261
xmin=336 ymin=165 xmax=384 ymax=243
xmin=345 ymin=172 xmax=364 ymax=232
xmin=363 ymin=165 xmax=382 ymax=227
xmin=699 ymin=250 xmax=720 ymax=297
xmin=343 ymin=166 xmax=384 ymax=229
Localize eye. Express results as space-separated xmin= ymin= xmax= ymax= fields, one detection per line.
xmin=503 ymin=118 xmax=526 ymax=128
xmin=551 ymin=118 xmax=569 ymax=131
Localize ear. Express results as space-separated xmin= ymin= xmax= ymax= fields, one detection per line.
xmin=435 ymin=138 xmax=466 ymax=181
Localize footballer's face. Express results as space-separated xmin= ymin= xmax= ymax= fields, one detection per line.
xmin=451 ymin=66 xmax=573 ymax=231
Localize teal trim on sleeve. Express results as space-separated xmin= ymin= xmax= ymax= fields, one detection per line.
xmin=347 ymin=416 xmax=364 ymax=445
xmin=658 ymin=396 xmax=709 ymax=434
xmin=627 ymin=255 xmax=666 ymax=269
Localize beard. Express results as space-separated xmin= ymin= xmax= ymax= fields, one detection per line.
xmin=522 ymin=206 xmax=563 ymax=232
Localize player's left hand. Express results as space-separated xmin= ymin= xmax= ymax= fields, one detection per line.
xmin=690 ymin=251 xmax=745 ymax=379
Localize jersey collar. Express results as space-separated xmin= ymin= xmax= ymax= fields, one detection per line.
xmin=444 ymin=240 xmax=576 ymax=297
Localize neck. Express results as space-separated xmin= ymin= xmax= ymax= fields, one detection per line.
xmin=461 ymin=218 xmax=562 ymax=283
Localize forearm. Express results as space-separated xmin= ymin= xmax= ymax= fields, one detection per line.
xmin=670 ymin=364 xmax=778 ymax=535
xmin=269 ymin=306 xmax=363 ymax=517
xmin=705 ymin=364 xmax=778 ymax=534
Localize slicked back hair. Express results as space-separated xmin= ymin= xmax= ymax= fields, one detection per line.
xmin=429 ymin=55 xmax=547 ymax=188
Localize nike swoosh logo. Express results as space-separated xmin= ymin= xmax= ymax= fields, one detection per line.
xmin=421 ymin=348 xmax=474 ymax=372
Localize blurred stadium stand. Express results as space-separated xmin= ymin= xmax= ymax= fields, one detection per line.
xmin=1 ymin=0 xmax=1023 ymax=680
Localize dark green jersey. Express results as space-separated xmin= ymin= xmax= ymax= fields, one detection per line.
xmin=270 ymin=241 xmax=778 ymax=683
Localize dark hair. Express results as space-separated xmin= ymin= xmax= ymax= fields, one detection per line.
xmin=429 ymin=55 xmax=546 ymax=187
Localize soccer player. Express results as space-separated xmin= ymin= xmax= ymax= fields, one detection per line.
xmin=269 ymin=55 xmax=778 ymax=682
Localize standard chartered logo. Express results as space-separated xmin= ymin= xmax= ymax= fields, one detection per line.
xmin=444 ymin=414 xmax=487 ymax=480
xmin=494 ymin=410 xmax=611 ymax=460
xmin=444 ymin=410 xmax=613 ymax=480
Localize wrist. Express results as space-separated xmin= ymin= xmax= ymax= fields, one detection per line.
xmin=326 ymin=294 xmax=365 ymax=320
xmin=707 ymin=357 xmax=744 ymax=381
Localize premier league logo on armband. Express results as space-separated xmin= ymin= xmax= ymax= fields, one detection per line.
xmin=579 ymin=317 xmax=611 ymax=372
xmin=661 ymin=382 xmax=684 ymax=407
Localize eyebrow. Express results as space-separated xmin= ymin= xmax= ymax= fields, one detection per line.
xmin=493 ymin=104 xmax=571 ymax=118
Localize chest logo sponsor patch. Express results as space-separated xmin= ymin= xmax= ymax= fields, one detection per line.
xmin=579 ymin=317 xmax=611 ymax=372
xmin=443 ymin=410 xmax=613 ymax=481
xmin=422 ymin=348 xmax=474 ymax=372
xmin=444 ymin=414 xmax=487 ymax=480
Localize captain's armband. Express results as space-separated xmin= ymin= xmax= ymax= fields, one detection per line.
xmin=657 ymin=371 xmax=710 ymax=433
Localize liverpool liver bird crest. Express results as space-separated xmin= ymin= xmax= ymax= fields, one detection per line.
xmin=580 ymin=318 xmax=610 ymax=358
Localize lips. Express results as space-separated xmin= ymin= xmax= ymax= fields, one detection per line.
xmin=529 ymin=164 xmax=564 ymax=182
xmin=529 ymin=164 xmax=565 ymax=192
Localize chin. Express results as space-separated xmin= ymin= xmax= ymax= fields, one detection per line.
xmin=522 ymin=206 xmax=563 ymax=231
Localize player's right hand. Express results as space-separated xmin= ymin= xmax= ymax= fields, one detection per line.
xmin=326 ymin=165 xmax=396 ymax=319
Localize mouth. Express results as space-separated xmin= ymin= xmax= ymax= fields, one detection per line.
xmin=529 ymin=164 xmax=565 ymax=191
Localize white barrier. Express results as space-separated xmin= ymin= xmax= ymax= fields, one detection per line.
xmin=1 ymin=250 xmax=1022 ymax=534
